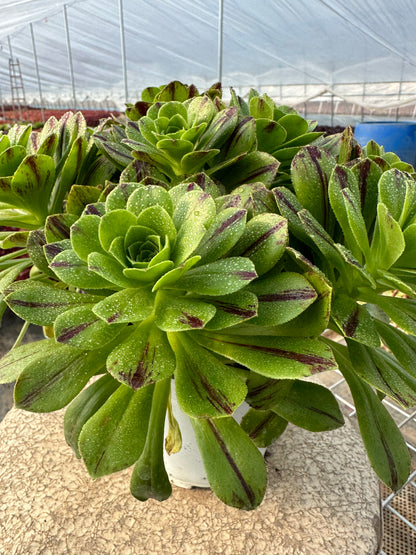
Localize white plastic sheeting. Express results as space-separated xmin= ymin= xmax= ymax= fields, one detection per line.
xmin=0 ymin=0 xmax=415 ymax=110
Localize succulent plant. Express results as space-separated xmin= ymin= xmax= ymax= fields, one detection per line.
xmin=93 ymin=81 xmax=321 ymax=190
xmin=273 ymin=129 xmax=416 ymax=491
xmin=0 ymin=112 xmax=118 ymax=322
xmin=0 ymin=175 xmax=343 ymax=510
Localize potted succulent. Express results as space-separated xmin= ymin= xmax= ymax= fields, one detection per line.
xmin=0 ymin=81 xmax=413 ymax=510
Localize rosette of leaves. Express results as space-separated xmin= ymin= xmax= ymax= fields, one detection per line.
xmin=0 ymin=112 xmax=117 ymax=321
xmin=273 ymin=130 xmax=416 ymax=491
xmin=93 ymin=81 xmax=321 ymax=191
xmin=1 ymin=177 xmax=342 ymax=510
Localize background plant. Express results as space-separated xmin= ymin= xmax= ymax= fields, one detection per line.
xmin=273 ymin=128 xmax=416 ymax=490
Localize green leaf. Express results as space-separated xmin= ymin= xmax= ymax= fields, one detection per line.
xmin=152 ymin=256 xmax=201 ymax=291
xmin=213 ymin=151 xmax=279 ymax=189
xmin=0 ymin=145 xmax=26 ymax=178
xmin=180 ymin=149 xmax=220 ymax=174
xmin=0 ymin=338 xmax=59 ymax=384
xmin=248 ymin=271 xmax=317 ymax=326
xmin=378 ymin=169 xmax=408 ymax=222
xmin=230 ymin=213 xmax=288 ymax=275
xmin=396 ymin=223 xmax=416 ymax=268
xmin=240 ymin=408 xmax=288 ymax=448
xmin=348 ymin=340 xmax=416 ymax=408
xmin=187 ymin=95 xmax=216 ymax=127
xmin=11 ymin=154 xmax=55 ymax=220
xmin=127 ymin=185 xmax=173 ymax=216
xmin=50 ymin=249 xmax=113 ymax=289
xmin=52 ymin=137 xmax=87 ymax=212
xmin=328 ymin=165 xmax=369 ymax=258
xmin=130 ymin=378 xmax=172 ymax=502
xmin=107 ymin=319 xmax=175 ymax=389
xmin=369 ymin=203 xmax=405 ymax=271
xmin=222 ymin=116 xmax=256 ymax=159
xmin=64 ymin=373 xmax=120 ymax=458
xmin=194 ymin=207 xmax=247 ymax=264
xmin=249 ymin=94 xmax=274 ymax=119
xmin=191 ymin=416 xmax=267 ymax=510
xmin=173 ymin=258 xmax=257 ymax=296
xmin=375 ymin=319 xmax=416 ymax=378
xmin=70 ymin=213 xmax=106 ymax=261
xmin=351 ymin=158 xmax=381 ymax=230
xmin=172 ymin=217 xmax=206 ymax=265
xmin=273 ymin=187 xmax=315 ymax=247
xmin=93 ymin=287 xmax=155 ymax=324
xmin=54 ymin=305 xmax=126 ymax=349
xmin=136 ymin=205 xmax=176 ymax=244
xmin=247 ymin=376 xmax=344 ymax=431
xmin=331 ymin=294 xmax=380 ymax=347
xmin=98 ymin=209 xmax=137 ymax=250
xmin=194 ymin=333 xmax=337 ymax=378
xmin=198 ymin=107 xmax=238 ymax=150
xmin=278 ymin=114 xmax=309 ymax=141
xmin=331 ymin=342 xmax=410 ymax=491
xmin=155 ymin=293 xmax=216 ymax=331
xmin=170 ymin=332 xmax=247 ymax=418
xmin=360 ymin=290 xmax=416 ymax=336
xmin=255 ymin=119 xmax=287 ymax=152
xmin=291 ymin=145 xmax=336 ymax=228
xmin=66 ymin=185 xmax=103 ymax=217
xmin=79 ymin=382 xmax=153 ymax=477
xmin=204 ymin=290 xmax=258 ymax=330
xmin=5 ymin=283 xmax=103 ymax=326
xmin=14 ymin=343 xmax=104 ymax=412
xmin=171 ymin=187 xmax=216 ymax=229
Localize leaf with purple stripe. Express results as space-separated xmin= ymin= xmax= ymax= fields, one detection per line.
xmin=230 ymin=213 xmax=288 ymax=275
xmin=78 ymin=382 xmax=153 ymax=478
xmin=194 ymin=333 xmax=337 ymax=378
xmin=50 ymin=248 xmax=113 ymax=289
xmin=240 ymin=408 xmax=287 ymax=448
xmin=194 ymin=207 xmax=247 ymax=264
xmin=191 ymin=416 xmax=267 ymax=510
xmin=247 ymin=374 xmax=344 ymax=431
xmin=171 ymin=332 xmax=247 ymax=418
xmin=106 ymin=319 xmax=175 ymax=389
xmin=5 ymin=283 xmax=104 ymax=326
xmin=248 ymin=271 xmax=317 ymax=326
xmin=173 ymin=258 xmax=257 ymax=296
xmin=331 ymin=341 xmax=410 ymax=491
xmin=14 ymin=342 xmax=106 ymax=412
xmin=154 ymin=293 xmax=216 ymax=331
xmin=54 ymin=305 xmax=126 ymax=349
xmin=331 ymin=294 xmax=379 ymax=347
xmin=45 ymin=213 xmax=77 ymax=242
xmin=204 ymin=290 xmax=258 ymax=330
xmin=93 ymin=287 xmax=155 ymax=324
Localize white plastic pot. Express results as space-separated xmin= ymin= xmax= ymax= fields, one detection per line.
xmin=163 ymin=382 xmax=266 ymax=489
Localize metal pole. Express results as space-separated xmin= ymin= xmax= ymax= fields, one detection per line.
xmin=217 ymin=0 xmax=224 ymax=84
xmin=119 ymin=0 xmax=128 ymax=104
xmin=64 ymin=4 xmax=77 ymax=110
xmin=30 ymin=23 xmax=45 ymax=122
xmin=8 ymin=36 xmax=13 ymax=59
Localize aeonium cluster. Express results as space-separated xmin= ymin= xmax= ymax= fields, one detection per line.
xmin=1 ymin=175 xmax=342 ymax=510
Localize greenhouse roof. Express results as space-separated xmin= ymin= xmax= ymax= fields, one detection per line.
xmin=0 ymin=0 xmax=415 ymax=110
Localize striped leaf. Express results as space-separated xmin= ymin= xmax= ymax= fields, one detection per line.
xmin=50 ymin=248 xmax=113 ymax=289
xmin=5 ymin=283 xmax=103 ymax=326
xmin=155 ymin=293 xmax=216 ymax=331
xmin=191 ymin=416 xmax=267 ymax=510
xmin=332 ymin=342 xmax=410 ymax=491
xmin=78 ymin=382 xmax=153 ymax=477
xmin=194 ymin=333 xmax=337 ymax=378
xmin=171 ymin=332 xmax=247 ymax=418
xmin=240 ymin=409 xmax=287 ymax=448
xmin=204 ymin=290 xmax=258 ymax=330
xmin=0 ymin=338 xmax=58 ymax=384
xmin=64 ymin=373 xmax=120 ymax=458
xmin=173 ymin=258 xmax=257 ymax=296
xmin=247 ymin=375 xmax=344 ymax=431
xmin=248 ymin=271 xmax=317 ymax=326
xmin=14 ymin=343 xmax=104 ymax=412
xmin=107 ymin=319 xmax=175 ymax=389
xmin=54 ymin=305 xmax=126 ymax=349
xmin=93 ymin=287 xmax=155 ymax=324
xmin=231 ymin=213 xmax=288 ymax=275
xmin=331 ymin=294 xmax=380 ymax=347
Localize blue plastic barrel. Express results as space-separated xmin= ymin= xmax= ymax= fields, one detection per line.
xmin=354 ymin=121 xmax=416 ymax=165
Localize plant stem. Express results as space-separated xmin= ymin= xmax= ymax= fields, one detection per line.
xmin=11 ymin=320 xmax=30 ymax=350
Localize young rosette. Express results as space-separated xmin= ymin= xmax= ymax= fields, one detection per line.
xmin=2 ymin=178 xmax=340 ymax=510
